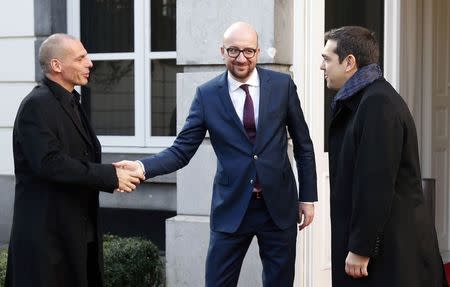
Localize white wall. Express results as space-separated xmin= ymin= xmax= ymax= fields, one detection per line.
xmin=0 ymin=0 xmax=35 ymax=175
xmin=0 ymin=0 xmax=34 ymax=36
xmin=0 ymin=39 xmax=35 ymax=82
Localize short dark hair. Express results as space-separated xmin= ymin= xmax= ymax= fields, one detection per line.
xmin=324 ymin=26 xmax=379 ymax=68
xmin=39 ymin=33 xmax=78 ymax=74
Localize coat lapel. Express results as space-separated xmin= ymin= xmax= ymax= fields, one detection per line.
xmin=59 ymin=99 xmax=94 ymax=147
xmin=330 ymin=92 xmax=363 ymax=126
xmin=79 ymin=106 xmax=101 ymax=158
xmin=43 ymin=79 xmax=94 ymax=147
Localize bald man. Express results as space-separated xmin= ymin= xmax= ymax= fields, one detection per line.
xmin=5 ymin=34 xmax=143 ymax=287
xmin=115 ymin=22 xmax=317 ymax=286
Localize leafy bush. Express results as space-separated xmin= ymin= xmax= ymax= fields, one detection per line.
xmin=0 ymin=246 xmax=7 ymax=287
xmin=0 ymin=236 xmax=164 ymax=287
xmin=103 ymin=235 xmax=164 ymax=287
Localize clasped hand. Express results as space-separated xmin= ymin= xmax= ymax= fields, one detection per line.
xmin=113 ymin=160 xmax=145 ymax=193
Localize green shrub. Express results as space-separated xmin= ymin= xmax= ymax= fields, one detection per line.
xmin=103 ymin=235 xmax=164 ymax=287
xmin=0 ymin=236 xmax=164 ymax=287
xmin=0 ymin=246 xmax=7 ymax=287
xmin=0 ymin=235 xmax=164 ymax=287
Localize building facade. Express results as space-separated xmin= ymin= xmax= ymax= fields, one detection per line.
xmin=0 ymin=0 xmax=449 ymax=286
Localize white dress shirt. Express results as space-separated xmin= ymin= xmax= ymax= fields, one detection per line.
xmin=227 ymin=69 xmax=260 ymax=127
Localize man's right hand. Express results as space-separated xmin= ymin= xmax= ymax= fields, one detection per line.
xmin=345 ymin=251 xmax=370 ymax=278
xmin=113 ymin=160 xmax=145 ymax=176
xmin=114 ymin=163 xmax=145 ymax=192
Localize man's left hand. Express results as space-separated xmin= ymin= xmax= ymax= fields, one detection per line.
xmin=298 ymin=202 xmax=314 ymax=230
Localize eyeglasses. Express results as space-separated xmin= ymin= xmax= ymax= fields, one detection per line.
xmin=223 ymin=46 xmax=257 ymax=59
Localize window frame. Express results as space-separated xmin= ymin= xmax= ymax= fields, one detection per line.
xmin=67 ymin=0 xmax=177 ymax=149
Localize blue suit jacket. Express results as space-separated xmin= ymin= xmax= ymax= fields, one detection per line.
xmin=142 ymin=67 xmax=317 ymax=233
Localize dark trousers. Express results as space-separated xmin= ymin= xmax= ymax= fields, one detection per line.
xmin=205 ymin=196 xmax=298 ymax=287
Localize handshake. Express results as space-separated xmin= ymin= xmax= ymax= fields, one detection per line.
xmin=113 ymin=160 xmax=145 ymax=193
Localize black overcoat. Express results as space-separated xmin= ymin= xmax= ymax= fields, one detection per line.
xmin=5 ymin=78 xmax=117 ymax=287
xmin=328 ymin=79 xmax=448 ymax=286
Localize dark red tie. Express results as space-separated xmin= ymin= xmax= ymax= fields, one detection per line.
xmin=240 ymin=84 xmax=256 ymax=143
xmin=240 ymin=84 xmax=261 ymax=193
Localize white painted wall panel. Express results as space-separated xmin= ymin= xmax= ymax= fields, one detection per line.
xmin=0 ymin=38 xmax=35 ymax=82
xmin=0 ymin=83 xmax=35 ymax=127
xmin=0 ymin=0 xmax=34 ymax=37
xmin=166 ymin=216 xmax=262 ymax=287
xmin=0 ymin=129 xmax=14 ymax=175
xmin=177 ymin=0 xmax=293 ymax=65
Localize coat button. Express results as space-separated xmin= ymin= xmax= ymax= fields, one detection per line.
xmin=253 ymin=155 xmax=258 ymax=160
xmin=250 ymin=179 xmax=254 ymax=184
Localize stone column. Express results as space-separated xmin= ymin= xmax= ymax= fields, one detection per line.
xmin=166 ymin=1 xmax=293 ymax=286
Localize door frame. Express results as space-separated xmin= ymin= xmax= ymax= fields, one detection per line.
xmin=292 ymin=1 xmax=328 ymax=286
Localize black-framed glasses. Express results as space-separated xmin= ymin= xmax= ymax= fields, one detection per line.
xmin=223 ymin=46 xmax=257 ymax=59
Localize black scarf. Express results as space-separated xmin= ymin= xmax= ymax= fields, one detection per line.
xmin=332 ymin=63 xmax=383 ymax=116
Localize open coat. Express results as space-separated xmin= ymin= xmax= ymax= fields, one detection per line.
xmin=5 ymin=78 xmax=117 ymax=287
xmin=328 ymin=78 xmax=448 ymax=287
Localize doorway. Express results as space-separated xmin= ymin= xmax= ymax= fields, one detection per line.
xmin=426 ymin=0 xmax=450 ymax=262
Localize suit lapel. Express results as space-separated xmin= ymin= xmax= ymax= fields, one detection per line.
xmin=255 ymin=67 xmax=271 ymax=147
xmin=216 ymin=72 xmax=248 ymax=137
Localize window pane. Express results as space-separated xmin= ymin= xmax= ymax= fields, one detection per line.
xmin=82 ymin=60 xmax=135 ymax=136
xmin=80 ymin=0 xmax=134 ymax=53
xmin=151 ymin=59 xmax=181 ymax=136
xmin=151 ymin=0 xmax=176 ymax=51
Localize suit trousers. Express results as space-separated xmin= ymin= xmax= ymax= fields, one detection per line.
xmin=205 ymin=196 xmax=298 ymax=287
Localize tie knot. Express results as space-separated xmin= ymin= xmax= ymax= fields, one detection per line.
xmin=240 ymin=84 xmax=250 ymax=94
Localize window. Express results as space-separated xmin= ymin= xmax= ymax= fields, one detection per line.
xmin=324 ymin=0 xmax=384 ymax=151
xmin=68 ymin=0 xmax=179 ymax=148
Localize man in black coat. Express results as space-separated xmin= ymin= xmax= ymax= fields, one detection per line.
xmin=5 ymin=34 xmax=144 ymax=287
xmin=321 ymin=26 xmax=448 ymax=286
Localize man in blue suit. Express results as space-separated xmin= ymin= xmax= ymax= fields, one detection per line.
xmin=115 ymin=22 xmax=317 ymax=286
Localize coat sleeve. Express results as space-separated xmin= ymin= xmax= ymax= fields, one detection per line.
xmin=141 ymin=87 xmax=207 ymax=178
xmin=348 ymin=94 xmax=403 ymax=257
xmin=15 ymin=97 xmax=118 ymax=192
xmin=286 ymin=78 xmax=318 ymax=202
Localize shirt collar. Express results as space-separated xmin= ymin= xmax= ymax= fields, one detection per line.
xmin=43 ymin=77 xmax=80 ymax=105
xmin=227 ymin=68 xmax=260 ymax=93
